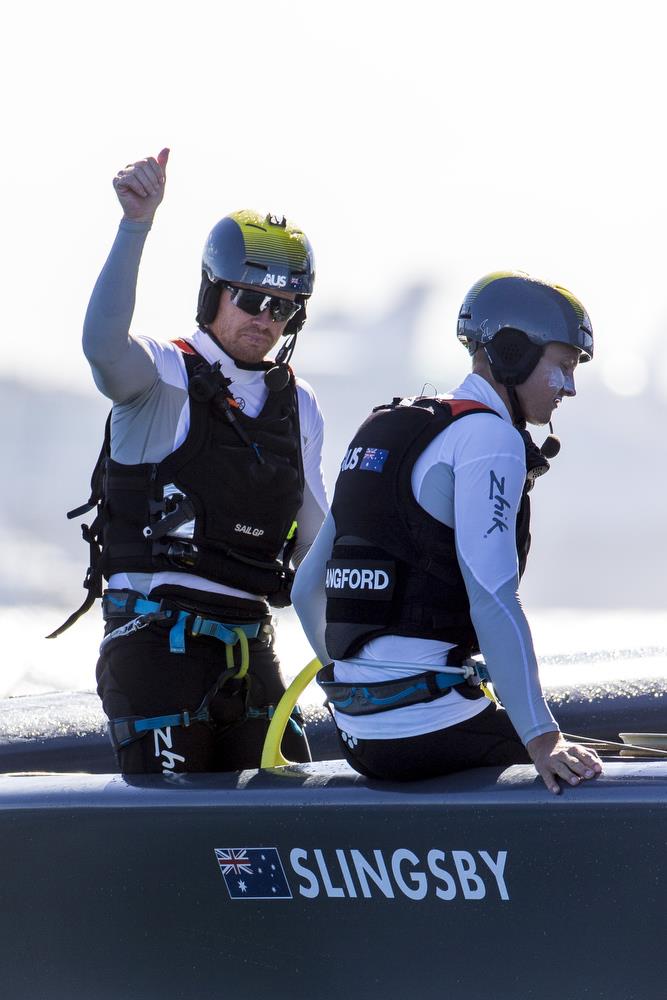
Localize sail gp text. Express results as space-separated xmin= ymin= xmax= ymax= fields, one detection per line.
xmin=215 ymin=846 xmax=510 ymax=902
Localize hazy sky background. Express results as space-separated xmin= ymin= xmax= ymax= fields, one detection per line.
xmin=2 ymin=0 xmax=667 ymax=400
xmin=1 ymin=0 xmax=666 ymax=696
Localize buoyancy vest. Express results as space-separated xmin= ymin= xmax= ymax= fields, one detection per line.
xmin=324 ymin=396 xmax=535 ymax=661
xmin=50 ymin=343 xmax=304 ymax=636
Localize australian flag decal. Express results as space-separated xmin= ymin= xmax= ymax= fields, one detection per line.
xmin=360 ymin=447 xmax=389 ymax=472
xmin=215 ymin=847 xmax=293 ymax=900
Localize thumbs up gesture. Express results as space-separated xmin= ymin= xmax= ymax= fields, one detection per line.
xmin=112 ymin=148 xmax=170 ymax=223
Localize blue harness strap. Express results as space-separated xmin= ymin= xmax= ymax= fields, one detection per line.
xmin=167 ymin=610 xmax=189 ymax=653
xmin=102 ymin=592 xmax=261 ymax=653
xmin=190 ymin=616 xmax=244 ymax=644
xmin=317 ymin=660 xmax=486 ymax=717
xmin=109 ymin=709 xmax=211 ymax=750
xmin=109 ymin=703 xmax=305 ymax=751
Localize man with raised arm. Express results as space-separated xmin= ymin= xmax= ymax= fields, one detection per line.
xmin=293 ymin=272 xmax=602 ymax=794
xmin=53 ymin=149 xmax=327 ymax=774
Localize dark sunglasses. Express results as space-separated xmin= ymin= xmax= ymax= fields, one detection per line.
xmin=227 ymin=284 xmax=301 ymax=324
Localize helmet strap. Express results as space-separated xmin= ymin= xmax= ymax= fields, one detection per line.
xmin=506 ymin=385 xmax=526 ymax=428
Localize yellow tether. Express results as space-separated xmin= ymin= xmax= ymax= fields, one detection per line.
xmin=260 ymin=657 xmax=321 ymax=768
xmin=480 ymin=680 xmax=500 ymax=705
xmin=226 ymin=627 xmax=250 ymax=678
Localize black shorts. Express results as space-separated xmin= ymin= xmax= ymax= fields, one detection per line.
xmin=96 ymin=588 xmax=310 ymax=775
xmin=335 ymin=701 xmax=530 ymax=781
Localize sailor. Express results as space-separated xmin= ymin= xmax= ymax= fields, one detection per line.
xmin=51 ymin=149 xmax=327 ymax=774
xmin=292 ymin=272 xmax=603 ymax=794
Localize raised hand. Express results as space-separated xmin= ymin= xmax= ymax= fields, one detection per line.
xmin=112 ymin=148 xmax=170 ymax=223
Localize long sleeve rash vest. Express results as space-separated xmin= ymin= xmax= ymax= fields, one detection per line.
xmin=292 ymin=374 xmax=557 ymax=746
xmin=83 ymin=219 xmax=328 ymax=603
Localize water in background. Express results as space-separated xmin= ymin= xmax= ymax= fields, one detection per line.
xmin=3 ymin=605 xmax=665 ymax=703
xmin=4 ymin=307 xmax=666 ymax=707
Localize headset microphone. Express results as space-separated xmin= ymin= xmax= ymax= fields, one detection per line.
xmin=264 ymin=364 xmax=290 ymax=392
xmin=264 ymin=334 xmax=297 ymax=392
xmin=541 ymin=422 xmax=561 ymax=459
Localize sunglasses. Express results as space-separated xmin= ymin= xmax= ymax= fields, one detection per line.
xmin=227 ymin=285 xmax=301 ymax=324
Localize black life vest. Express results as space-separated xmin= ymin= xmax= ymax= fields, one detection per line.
xmin=50 ymin=342 xmax=304 ymax=636
xmin=324 ymin=396 xmax=537 ymax=661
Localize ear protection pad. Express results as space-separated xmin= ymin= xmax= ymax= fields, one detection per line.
xmin=285 ymin=296 xmax=307 ymax=336
xmin=196 ymin=273 xmax=224 ymax=326
xmin=484 ymin=329 xmax=544 ymax=387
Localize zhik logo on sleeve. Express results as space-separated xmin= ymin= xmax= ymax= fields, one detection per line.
xmin=484 ymin=470 xmax=511 ymax=537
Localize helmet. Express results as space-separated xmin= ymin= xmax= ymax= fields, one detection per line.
xmin=457 ymin=271 xmax=594 ymax=386
xmin=196 ymin=210 xmax=315 ymax=334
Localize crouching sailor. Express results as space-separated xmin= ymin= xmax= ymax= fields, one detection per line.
xmin=49 ymin=148 xmax=327 ymax=774
xmin=293 ymin=272 xmax=602 ymax=794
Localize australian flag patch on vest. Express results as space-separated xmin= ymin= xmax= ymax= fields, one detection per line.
xmin=359 ymin=447 xmax=389 ymax=472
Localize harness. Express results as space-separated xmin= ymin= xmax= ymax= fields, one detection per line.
xmin=101 ymin=589 xmax=304 ymax=749
xmin=318 ymin=656 xmax=490 ymax=717
xmin=102 ymin=590 xmax=262 ymax=655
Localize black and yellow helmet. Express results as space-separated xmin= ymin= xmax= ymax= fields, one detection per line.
xmin=457 ymin=271 xmax=593 ymax=386
xmin=196 ymin=210 xmax=315 ymax=334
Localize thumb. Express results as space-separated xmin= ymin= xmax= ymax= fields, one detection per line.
xmin=157 ymin=147 xmax=170 ymax=173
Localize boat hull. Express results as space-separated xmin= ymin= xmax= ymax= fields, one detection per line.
xmin=0 ymin=762 xmax=665 ymax=1000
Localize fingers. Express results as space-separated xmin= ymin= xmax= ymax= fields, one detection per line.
xmin=536 ymin=743 xmax=604 ymax=795
xmin=536 ymin=757 xmax=584 ymax=795
xmin=569 ymin=744 xmax=603 ymax=774
xmin=114 ymin=160 xmax=161 ymax=197
xmin=113 ymin=170 xmax=149 ymax=199
xmin=535 ymin=764 xmax=561 ymax=796
xmin=552 ymin=756 xmax=585 ymax=785
xmin=113 ymin=152 xmax=168 ymax=199
xmin=157 ymin=147 xmax=170 ymax=172
xmin=142 ymin=157 xmax=163 ymax=188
